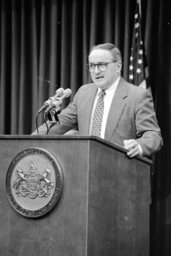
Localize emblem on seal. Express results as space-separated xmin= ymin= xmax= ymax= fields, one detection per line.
xmin=6 ymin=148 xmax=64 ymax=218
xmin=13 ymin=162 xmax=54 ymax=199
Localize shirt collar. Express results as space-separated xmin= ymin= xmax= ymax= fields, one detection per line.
xmin=97 ymin=77 xmax=120 ymax=95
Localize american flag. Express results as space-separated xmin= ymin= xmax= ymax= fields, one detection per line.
xmin=129 ymin=0 xmax=147 ymax=88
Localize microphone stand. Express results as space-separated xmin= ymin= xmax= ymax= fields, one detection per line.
xmin=44 ymin=108 xmax=61 ymax=135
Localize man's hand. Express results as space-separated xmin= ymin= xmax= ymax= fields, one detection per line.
xmin=123 ymin=139 xmax=143 ymax=158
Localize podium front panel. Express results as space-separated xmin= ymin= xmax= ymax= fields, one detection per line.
xmin=0 ymin=137 xmax=90 ymax=256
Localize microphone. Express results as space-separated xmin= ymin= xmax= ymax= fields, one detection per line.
xmin=45 ymin=88 xmax=72 ymax=114
xmin=37 ymin=88 xmax=64 ymax=113
xmin=55 ymin=87 xmax=65 ymax=97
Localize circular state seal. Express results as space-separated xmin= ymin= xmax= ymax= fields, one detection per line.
xmin=6 ymin=147 xmax=64 ymax=218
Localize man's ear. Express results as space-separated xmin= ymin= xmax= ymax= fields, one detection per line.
xmin=117 ymin=62 xmax=122 ymax=72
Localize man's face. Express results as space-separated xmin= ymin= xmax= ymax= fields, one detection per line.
xmin=88 ymin=49 xmax=121 ymax=89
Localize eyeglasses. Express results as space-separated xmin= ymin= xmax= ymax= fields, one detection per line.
xmin=88 ymin=61 xmax=117 ymax=72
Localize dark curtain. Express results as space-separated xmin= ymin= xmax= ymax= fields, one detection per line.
xmin=0 ymin=0 xmax=171 ymax=255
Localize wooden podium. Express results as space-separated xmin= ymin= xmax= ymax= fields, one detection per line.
xmin=0 ymin=135 xmax=151 ymax=256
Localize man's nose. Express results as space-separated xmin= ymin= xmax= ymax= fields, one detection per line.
xmin=94 ymin=65 xmax=100 ymax=73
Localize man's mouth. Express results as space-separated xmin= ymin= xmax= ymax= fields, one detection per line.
xmin=95 ymin=76 xmax=104 ymax=80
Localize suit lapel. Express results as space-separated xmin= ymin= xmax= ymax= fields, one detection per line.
xmin=82 ymin=84 xmax=98 ymax=135
xmin=105 ymin=78 xmax=127 ymax=141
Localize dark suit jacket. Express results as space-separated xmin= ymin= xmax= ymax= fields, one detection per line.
xmin=37 ymin=77 xmax=163 ymax=156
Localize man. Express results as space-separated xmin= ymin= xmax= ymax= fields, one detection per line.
xmin=34 ymin=43 xmax=163 ymax=157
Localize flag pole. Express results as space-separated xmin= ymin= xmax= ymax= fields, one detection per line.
xmin=137 ymin=0 xmax=141 ymax=18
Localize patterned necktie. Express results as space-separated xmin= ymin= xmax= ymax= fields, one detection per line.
xmin=90 ymin=89 xmax=106 ymax=137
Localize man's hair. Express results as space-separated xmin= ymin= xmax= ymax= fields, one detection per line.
xmin=89 ymin=43 xmax=122 ymax=63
